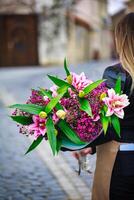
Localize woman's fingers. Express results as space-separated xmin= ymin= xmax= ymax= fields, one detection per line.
xmin=72 ymin=148 xmax=92 ymax=159
xmin=72 ymin=152 xmax=80 ymax=160
xmin=80 ymin=148 xmax=92 ymax=156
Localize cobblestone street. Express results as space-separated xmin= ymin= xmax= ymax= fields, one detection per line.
xmin=0 ymin=60 xmax=117 ymax=200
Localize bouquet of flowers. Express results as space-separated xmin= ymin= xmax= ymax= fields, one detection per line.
xmin=9 ymin=59 xmax=130 ymax=155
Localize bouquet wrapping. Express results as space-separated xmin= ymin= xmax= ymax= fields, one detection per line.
xmin=9 ymin=59 xmax=130 ymax=155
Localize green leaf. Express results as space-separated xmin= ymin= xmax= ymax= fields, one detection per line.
xmin=100 ymin=108 xmax=105 ymax=116
xmin=114 ymin=76 xmax=121 ymax=94
xmin=25 ymin=136 xmax=43 ymax=154
xmin=11 ymin=116 xmax=33 ymax=125
xmin=58 ymin=120 xmax=87 ymax=145
xmin=56 ymin=137 xmax=62 ymax=153
xmin=9 ymin=104 xmax=44 ymax=115
xmin=39 ymin=88 xmax=52 ymax=99
xmin=83 ymin=79 xmax=106 ymax=95
xmin=55 ymin=103 xmax=64 ymax=110
xmin=57 ymin=86 xmax=67 ymax=94
xmin=39 ymin=87 xmax=63 ymax=110
xmin=48 ymin=75 xmax=70 ymax=87
xmin=46 ymin=117 xmax=57 ymax=155
xmin=101 ymin=115 xmax=109 ymax=135
xmin=79 ymin=98 xmax=92 ymax=116
xmin=61 ymin=134 xmax=89 ymax=150
xmin=64 ymin=58 xmax=70 ymax=76
xmin=45 ymin=85 xmax=69 ymax=114
xmin=100 ymin=105 xmax=108 ymax=116
xmin=111 ymin=115 xmax=121 ymax=137
xmin=103 ymin=105 xmax=108 ymax=113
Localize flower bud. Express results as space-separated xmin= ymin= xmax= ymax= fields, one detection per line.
xmin=39 ymin=111 xmax=47 ymax=119
xmin=56 ymin=110 xmax=66 ymax=120
xmin=100 ymin=92 xmax=107 ymax=101
xmin=54 ymin=129 xmax=58 ymax=136
xmin=67 ymin=75 xmax=73 ymax=84
xmin=79 ymin=90 xmax=85 ymax=98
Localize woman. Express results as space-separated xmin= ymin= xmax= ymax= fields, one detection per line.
xmin=73 ymin=12 xmax=134 ymax=200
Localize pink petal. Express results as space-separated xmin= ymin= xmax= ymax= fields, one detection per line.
xmin=52 ymin=91 xmax=58 ymax=97
xmin=80 ymin=72 xmax=86 ymax=81
xmin=28 ymin=124 xmax=37 ymax=132
xmin=106 ymin=107 xmax=114 ymax=116
xmin=114 ymin=109 xmax=124 ymax=119
xmin=103 ymin=97 xmax=111 ymax=107
xmin=34 ymin=130 xmax=41 ymax=140
xmin=50 ymin=85 xmax=58 ymax=97
xmin=32 ymin=115 xmax=39 ymax=123
xmin=43 ymin=96 xmax=49 ymax=101
xmin=92 ymin=115 xmax=100 ymax=121
xmin=72 ymin=72 xmax=92 ymax=91
xmin=120 ymin=94 xmax=130 ymax=107
xmin=39 ymin=128 xmax=46 ymax=136
xmin=107 ymin=88 xmax=115 ymax=99
xmin=52 ymin=113 xmax=59 ymax=124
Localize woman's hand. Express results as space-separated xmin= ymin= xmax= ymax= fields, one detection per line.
xmin=72 ymin=148 xmax=93 ymax=175
xmin=72 ymin=147 xmax=93 ymax=160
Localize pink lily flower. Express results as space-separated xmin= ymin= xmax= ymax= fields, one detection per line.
xmin=103 ymin=88 xmax=130 ymax=119
xmin=52 ymin=113 xmax=59 ymax=124
xmin=68 ymin=88 xmax=76 ymax=97
xmin=28 ymin=115 xmax=46 ymax=140
xmin=71 ymin=72 xmax=93 ymax=91
xmin=50 ymin=85 xmax=58 ymax=97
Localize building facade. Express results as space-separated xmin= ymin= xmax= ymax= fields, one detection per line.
xmin=0 ymin=0 xmax=112 ymax=66
xmin=38 ymin=0 xmax=111 ymax=65
xmin=0 ymin=0 xmax=38 ymax=66
xmin=67 ymin=0 xmax=111 ymax=63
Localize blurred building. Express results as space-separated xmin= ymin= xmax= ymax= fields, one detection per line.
xmin=0 ymin=0 xmax=111 ymax=66
xmin=0 ymin=0 xmax=38 ymax=66
xmin=66 ymin=0 xmax=111 ymax=63
xmin=38 ymin=0 xmax=112 ymax=65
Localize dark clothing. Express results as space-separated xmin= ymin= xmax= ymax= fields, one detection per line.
xmin=110 ymin=174 xmax=134 ymax=200
xmin=112 ymin=151 xmax=134 ymax=176
xmin=98 ymin=63 xmax=134 ymax=200
xmin=89 ymin=63 xmax=134 ymax=147
xmin=110 ymin=151 xmax=134 ymax=200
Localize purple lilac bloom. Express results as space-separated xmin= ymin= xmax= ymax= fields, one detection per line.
xmin=61 ymin=83 xmax=107 ymax=142
xmin=27 ymin=89 xmax=49 ymax=106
